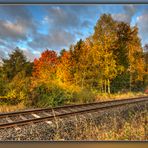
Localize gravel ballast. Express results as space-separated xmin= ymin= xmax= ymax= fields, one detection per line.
xmin=0 ymin=102 xmax=147 ymax=141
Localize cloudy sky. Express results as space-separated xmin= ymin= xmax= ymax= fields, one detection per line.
xmin=0 ymin=4 xmax=148 ymax=61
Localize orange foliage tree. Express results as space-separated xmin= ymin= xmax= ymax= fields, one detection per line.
xmin=56 ymin=51 xmax=73 ymax=83
xmin=32 ymin=50 xmax=58 ymax=83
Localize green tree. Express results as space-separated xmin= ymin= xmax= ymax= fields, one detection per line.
xmin=76 ymin=38 xmax=96 ymax=89
xmin=59 ymin=49 xmax=66 ymax=57
xmin=70 ymin=39 xmax=84 ymax=85
xmin=0 ymin=48 xmax=33 ymax=104
xmin=110 ymin=22 xmax=145 ymax=92
xmin=2 ymin=47 xmax=33 ymax=81
xmin=143 ymin=44 xmax=148 ymax=73
xmin=125 ymin=26 xmax=144 ymax=91
xmin=0 ymin=65 xmax=6 ymax=95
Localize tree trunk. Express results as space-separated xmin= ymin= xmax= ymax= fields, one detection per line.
xmin=104 ymin=79 xmax=106 ymax=93
xmin=81 ymin=73 xmax=85 ymax=89
xmin=130 ymin=71 xmax=132 ymax=92
xmin=108 ymin=79 xmax=110 ymax=94
xmin=101 ymin=80 xmax=103 ymax=93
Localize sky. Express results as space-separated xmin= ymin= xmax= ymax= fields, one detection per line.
xmin=0 ymin=4 xmax=148 ymax=61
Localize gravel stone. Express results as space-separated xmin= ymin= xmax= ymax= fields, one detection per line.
xmin=0 ymin=102 xmax=147 ymax=141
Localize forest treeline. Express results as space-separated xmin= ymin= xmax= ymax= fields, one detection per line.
xmin=0 ymin=14 xmax=148 ymax=107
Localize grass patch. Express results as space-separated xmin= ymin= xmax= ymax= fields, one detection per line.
xmin=96 ymin=92 xmax=147 ymax=102
xmin=0 ymin=102 xmax=26 ymax=113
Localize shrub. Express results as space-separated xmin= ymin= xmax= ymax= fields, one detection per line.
xmin=2 ymin=71 xmax=31 ymax=105
xmin=73 ymin=88 xmax=96 ymax=103
xmin=30 ymin=83 xmax=73 ymax=107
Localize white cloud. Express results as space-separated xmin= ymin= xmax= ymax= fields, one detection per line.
xmin=137 ymin=14 xmax=148 ymax=45
xmin=3 ymin=20 xmax=26 ymax=35
xmin=112 ymin=14 xmax=131 ymax=23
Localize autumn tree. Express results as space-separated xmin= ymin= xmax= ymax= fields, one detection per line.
xmin=33 ymin=50 xmax=58 ymax=84
xmin=92 ymin=14 xmax=124 ymax=93
xmin=111 ymin=22 xmax=138 ymax=92
xmin=143 ymin=45 xmax=148 ymax=89
xmin=69 ymin=39 xmax=85 ymax=85
xmin=91 ymin=14 xmax=145 ymax=93
xmin=0 ymin=65 xmax=5 ymax=95
xmin=101 ymin=19 xmax=145 ymax=92
xmin=127 ymin=27 xmax=144 ymax=90
xmin=115 ymin=24 xmax=145 ymax=91
xmin=144 ymin=44 xmax=148 ymax=73
xmin=76 ymin=38 xmax=97 ymax=89
xmin=56 ymin=50 xmax=73 ymax=83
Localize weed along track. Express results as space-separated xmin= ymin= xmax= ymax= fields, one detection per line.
xmin=0 ymin=96 xmax=148 ymax=129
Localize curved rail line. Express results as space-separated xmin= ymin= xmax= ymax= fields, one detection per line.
xmin=0 ymin=96 xmax=147 ymax=129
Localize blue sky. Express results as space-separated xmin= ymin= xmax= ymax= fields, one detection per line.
xmin=0 ymin=4 xmax=148 ymax=61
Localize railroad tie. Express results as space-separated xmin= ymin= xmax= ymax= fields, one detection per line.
xmin=52 ymin=111 xmax=60 ymax=115
xmin=19 ymin=115 xmax=27 ymax=120
xmin=69 ymin=108 xmax=77 ymax=112
xmin=6 ymin=117 xmax=21 ymax=130
xmin=31 ymin=113 xmax=40 ymax=118
xmin=43 ymin=112 xmax=51 ymax=116
xmin=31 ymin=113 xmax=41 ymax=126
xmin=6 ymin=117 xmax=13 ymax=123
xmin=31 ymin=113 xmax=53 ymax=125
xmin=59 ymin=110 xmax=69 ymax=113
xmin=78 ymin=107 xmax=87 ymax=110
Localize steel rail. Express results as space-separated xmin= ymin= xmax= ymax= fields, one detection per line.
xmin=0 ymin=96 xmax=147 ymax=118
xmin=0 ymin=97 xmax=147 ymax=129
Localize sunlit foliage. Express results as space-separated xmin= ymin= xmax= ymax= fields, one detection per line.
xmin=0 ymin=14 xmax=147 ymax=107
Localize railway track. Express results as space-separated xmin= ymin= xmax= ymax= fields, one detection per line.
xmin=0 ymin=96 xmax=147 ymax=129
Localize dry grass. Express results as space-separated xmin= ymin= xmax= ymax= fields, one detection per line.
xmin=0 ymin=102 xmax=26 ymax=113
xmin=96 ymin=92 xmax=148 ymax=102
xmin=98 ymin=116 xmax=147 ymax=140
xmin=51 ymin=104 xmax=148 ymax=141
